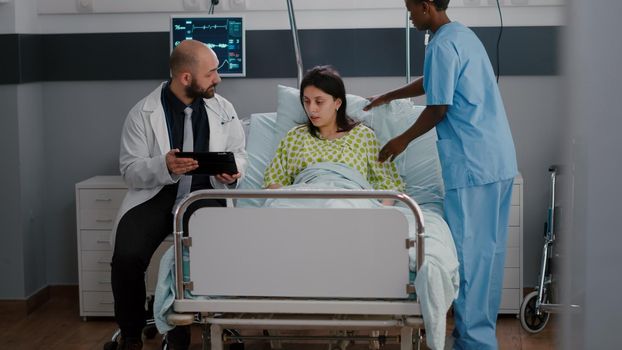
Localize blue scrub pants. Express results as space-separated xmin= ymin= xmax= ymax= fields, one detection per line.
xmin=444 ymin=178 xmax=514 ymax=350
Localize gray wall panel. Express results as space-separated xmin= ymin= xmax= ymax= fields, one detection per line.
xmin=42 ymin=80 xmax=159 ymax=283
xmin=17 ymin=83 xmax=47 ymax=296
xmin=0 ymin=85 xmax=25 ymax=299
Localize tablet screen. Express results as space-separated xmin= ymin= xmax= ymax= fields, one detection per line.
xmin=175 ymin=152 xmax=238 ymax=175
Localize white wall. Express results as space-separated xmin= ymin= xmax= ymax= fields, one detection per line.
xmin=0 ymin=1 xmax=16 ymax=33
xmin=31 ymin=0 xmax=564 ymax=33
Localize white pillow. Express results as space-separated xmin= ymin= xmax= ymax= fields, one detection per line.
xmin=274 ymin=85 xmax=444 ymax=208
xmin=236 ymin=113 xmax=279 ymax=208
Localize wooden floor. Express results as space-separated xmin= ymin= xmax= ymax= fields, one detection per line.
xmin=0 ymin=290 xmax=557 ymax=350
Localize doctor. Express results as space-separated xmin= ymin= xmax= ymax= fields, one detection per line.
xmin=365 ymin=1 xmax=517 ymax=349
xmin=111 ymin=40 xmax=247 ymax=350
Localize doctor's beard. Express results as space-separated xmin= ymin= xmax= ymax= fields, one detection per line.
xmin=186 ymin=80 xmax=217 ymax=100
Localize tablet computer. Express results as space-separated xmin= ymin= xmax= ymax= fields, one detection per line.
xmin=175 ymin=152 xmax=238 ymax=175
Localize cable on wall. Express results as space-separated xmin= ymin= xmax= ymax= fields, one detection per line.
xmin=495 ymin=0 xmax=503 ymax=83
xmin=209 ymin=0 xmax=219 ymax=14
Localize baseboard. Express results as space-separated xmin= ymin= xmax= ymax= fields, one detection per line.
xmin=0 ymin=284 xmax=78 ymax=316
xmin=49 ymin=284 xmax=79 ymax=299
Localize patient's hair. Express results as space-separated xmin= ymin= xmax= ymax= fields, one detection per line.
xmin=299 ymin=65 xmax=358 ymax=139
xmin=407 ymin=0 xmax=450 ymax=11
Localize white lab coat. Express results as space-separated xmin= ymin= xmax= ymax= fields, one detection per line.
xmin=111 ymin=82 xmax=248 ymax=246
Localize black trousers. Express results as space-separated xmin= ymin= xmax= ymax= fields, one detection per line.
xmin=111 ymin=184 xmax=223 ymax=339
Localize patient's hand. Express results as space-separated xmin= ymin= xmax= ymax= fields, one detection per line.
xmin=215 ymin=172 xmax=241 ymax=185
xmin=266 ymin=184 xmax=283 ymax=189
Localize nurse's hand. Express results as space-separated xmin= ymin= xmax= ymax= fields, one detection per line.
xmin=363 ymin=94 xmax=390 ymax=111
xmin=215 ymin=172 xmax=241 ymax=185
xmin=166 ymin=149 xmax=199 ymax=175
xmin=378 ymin=136 xmax=409 ymax=162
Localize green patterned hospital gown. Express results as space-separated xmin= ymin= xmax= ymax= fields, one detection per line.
xmin=264 ymin=124 xmax=404 ymax=191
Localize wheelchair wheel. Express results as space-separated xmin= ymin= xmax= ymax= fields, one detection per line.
xmin=520 ymin=290 xmax=550 ymax=333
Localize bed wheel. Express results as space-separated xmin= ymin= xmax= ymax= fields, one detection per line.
xmin=228 ymin=343 xmax=245 ymax=350
xmin=520 ymin=290 xmax=551 ymax=333
xmin=103 ymin=341 xmax=118 ymax=350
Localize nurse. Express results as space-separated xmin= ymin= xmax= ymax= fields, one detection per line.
xmin=364 ymin=0 xmax=518 ymax=349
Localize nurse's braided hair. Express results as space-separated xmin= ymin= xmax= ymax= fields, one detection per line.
xmin=409 ymin=0 xmax=450 ymax=11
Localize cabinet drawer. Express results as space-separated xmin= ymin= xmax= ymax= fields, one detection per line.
xmin=507 ymin=226 xmax=520 ymax=248
xmin=509 ymin=205 xmax=520 ymax=227
xmin=503 ymin=268 xmax=520 ymax=289
xmin=511 ymin=184 xmax=521 ymax=206
xmin=79 ymin=189 xmax=126 ymax=210
xmin=81 ymin=251 xmax=113 ymax=271
xmin=79 ymin=209 xmax=118 ymax=230
xmin=80 ymin=230 xmax=113 ymax=251
xmin=499 ymin=288 xmax=520 ymax=311
xmin=82 ymin=291 xmax=114 ymax=313
xmin=505 ymin=247 xmax=519 ymax=268
xmin=81 ymin=271 xmax=112 ymax=291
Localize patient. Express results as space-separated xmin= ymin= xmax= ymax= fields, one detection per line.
xmin=264 ymin=65 xmax=404 ymax=196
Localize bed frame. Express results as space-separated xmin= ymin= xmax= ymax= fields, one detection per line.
xmin=167 ymin=189 xmax=426 ymax=350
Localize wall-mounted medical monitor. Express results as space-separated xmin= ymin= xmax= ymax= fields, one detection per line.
xmin=170 ymin=16 xmax=245 ymax=77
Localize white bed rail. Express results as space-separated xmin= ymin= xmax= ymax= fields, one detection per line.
xmin=171 ymin=189 xmax=426 ymax=301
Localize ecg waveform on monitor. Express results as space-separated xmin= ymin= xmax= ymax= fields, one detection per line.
xmin=207 ymin=43 xmax=229 ymax=49
xmin=191 ymin=24 xmax=227 ymax=31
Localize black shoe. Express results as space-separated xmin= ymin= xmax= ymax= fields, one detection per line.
xmin=118 ymin=337 xmax=143 ymax=350
xmin=166 ymin=325 xmax=191 ymax=350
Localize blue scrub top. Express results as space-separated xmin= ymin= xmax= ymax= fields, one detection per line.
xmin=423 ymin=22 xmax=518 ymax=190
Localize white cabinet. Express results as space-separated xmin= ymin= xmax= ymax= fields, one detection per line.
xmin=76 ymin=176 xmax=171 ymax=318
xmin=76 ymin=176 xmax=127 ymax=317
xmin=499 ymin=174 xmax=523 ymax=314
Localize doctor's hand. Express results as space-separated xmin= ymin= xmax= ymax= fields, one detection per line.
xmin=215 ymin=172 xmax=241 ymax=185
xmin=166 ymin=149 xmax=199 ymax=175
xmin=378 ymin=136 xmax=409 ymax=163
xmin=363 ymin=94 xmax=390 ymax=111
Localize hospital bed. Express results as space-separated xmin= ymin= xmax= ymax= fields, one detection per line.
xmin=154 ymin=88 xmax=460 ymax=350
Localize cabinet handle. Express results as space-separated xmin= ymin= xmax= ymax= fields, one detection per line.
xmin=96 ymin=239 xmax=110 ymax=244
xmin=98 ymin=281 xmax=111 ymax=284
xmin=99 ymin=301 xmax=114 ymax=305
xmin=95 ymin=198 xmax=112 ymax=202
xmin=97 ymin=259 xmax=112 ymax=264
xmin=95 ymin=219 xmax=113 ymax=223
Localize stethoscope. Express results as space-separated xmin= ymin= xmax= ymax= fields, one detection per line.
xmin=203 ymin=90 xmax=236 ymax=126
